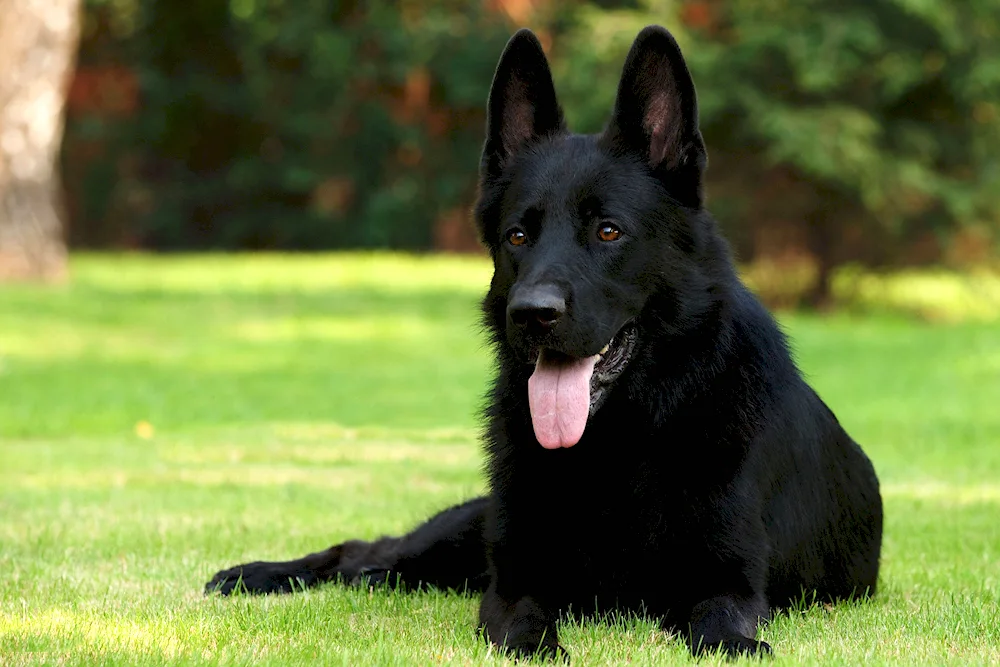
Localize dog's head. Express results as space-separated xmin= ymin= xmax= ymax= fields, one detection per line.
xmin=476 ymin=26 xmax=723 ymax=449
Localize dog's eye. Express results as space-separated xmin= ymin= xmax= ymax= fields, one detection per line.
xmin=597 ymin=223 xmax=622 ymax=242
xmin=507 ymin=229 xmax=527 ymax=246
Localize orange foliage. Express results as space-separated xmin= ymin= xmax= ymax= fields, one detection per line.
xmin=67 ymin=65 xmax=138 ymax=115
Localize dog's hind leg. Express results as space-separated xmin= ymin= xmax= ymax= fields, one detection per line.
xmin=204 ymin=496 xmax=490 ymax=595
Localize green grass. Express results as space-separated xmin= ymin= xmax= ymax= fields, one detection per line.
xmin=1 ymin=253 xmax=998 ymax=665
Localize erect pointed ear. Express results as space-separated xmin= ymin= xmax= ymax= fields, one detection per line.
xmin=602 ymin=26 xmax=707 ymax=208
xmin=481 ymin=29 xmax=565 ymax=178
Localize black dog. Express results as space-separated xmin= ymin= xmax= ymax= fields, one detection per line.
xmin=206 ymin=25 xmax=883 ymax=659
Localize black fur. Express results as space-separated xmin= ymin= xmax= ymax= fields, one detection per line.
xmin=205 ymin=25 xmax=883 ymax=660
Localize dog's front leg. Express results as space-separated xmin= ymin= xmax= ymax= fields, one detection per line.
xmin=684 ymin=592 xmax=771 ymax=657
xmin=479 ymin=579 xmax=565 ymax=660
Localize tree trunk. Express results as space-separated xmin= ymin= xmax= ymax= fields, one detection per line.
xmin=0 ymin=0 xmax=81 ymax=281
xmin=805 ymin=242 xmax=836 ymax=311
xmin=803 ymin=184 xmax=849 ymax=311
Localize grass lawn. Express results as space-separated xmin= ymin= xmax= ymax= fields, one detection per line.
xmin=1 ymin=253 xmax=998 ymax=665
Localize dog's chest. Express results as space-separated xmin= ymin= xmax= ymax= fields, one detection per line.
xmin=539 ymin=467 xmax=692 ymax=581
xmin=537 ymin=497 xmax=691 ymax=615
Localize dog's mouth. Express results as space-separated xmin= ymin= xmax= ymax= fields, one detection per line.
xmin=526 ymin=322 xmax=638 ymax=450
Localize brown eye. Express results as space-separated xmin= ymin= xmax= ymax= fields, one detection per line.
xmin=508 ymin=229 xmax=527 ymax=246
xmin=597 ymin=223 xmax=622 ymax=242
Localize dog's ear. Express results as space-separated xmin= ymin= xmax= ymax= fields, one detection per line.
xmin=481 ymin=29 xmax=565 ymax=178
xmin=603 ymin=26 xmax=707 ymax=208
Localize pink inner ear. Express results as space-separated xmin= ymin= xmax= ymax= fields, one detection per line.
xmin=502 ymin=97 xmax=534 ymax=157
xmin=500 ymin=77 xmax=536 ymax=158
xmin=644 ymin=90 xmax=682 ymax=169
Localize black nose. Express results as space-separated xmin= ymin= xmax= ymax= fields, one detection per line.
xmin=508 ymin=284 xmax=566 ymax=331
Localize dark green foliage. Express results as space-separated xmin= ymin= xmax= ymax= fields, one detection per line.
xmin=68 ymin=0 xmax=513 ymax=249
xmin=64 ymin=0 xmax=1000 ymax=282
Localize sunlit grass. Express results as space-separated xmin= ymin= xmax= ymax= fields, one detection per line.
xmin=742 ymin=259 xmax=1000 ymax=322
xmin=66 ymin=252 xmax=493 ymax=294
xmin=1 ymin=252 xmax=998 ymax=665
xmin=833 ymin=266 xmax=1000 ymax=322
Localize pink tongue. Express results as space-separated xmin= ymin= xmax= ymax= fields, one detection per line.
xmin=527 ymin=351 xmax=599 ymax=449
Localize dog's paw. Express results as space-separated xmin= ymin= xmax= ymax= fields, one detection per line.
xmin=499 ymin=629 xmax=568 ymax=663
xmin=696 ymin=636 xmax=772 ymax=659
xmin=203 ymin=562 xmax=312 ymax=596
xmin=506 ymin=640 xmax=569 ymax=663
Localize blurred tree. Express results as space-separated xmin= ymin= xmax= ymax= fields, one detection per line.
xmin=59 ymin=0 xmax=1000 ymax=301
xmin=0 ymin=0 xmax=81 ymax=280
xmin=122 ymin=0 xmax=515 ymax=250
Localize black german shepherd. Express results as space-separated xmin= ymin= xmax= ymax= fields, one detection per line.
xmin=206 ymin=25 xmax=883 ymax=659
